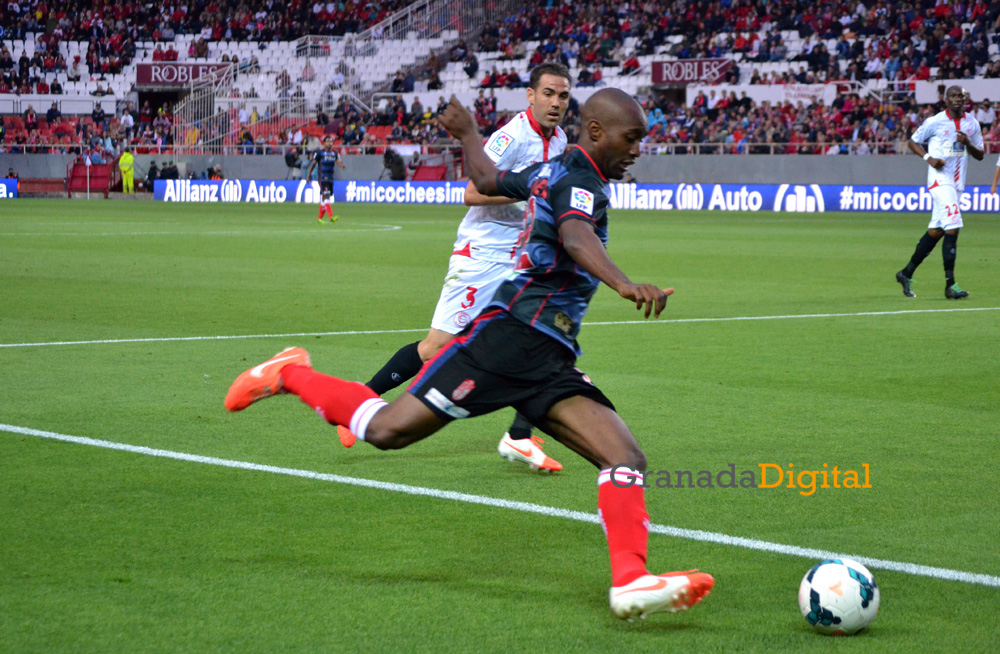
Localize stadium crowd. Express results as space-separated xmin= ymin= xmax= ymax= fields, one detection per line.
xmin=2 ymin=0 xmax=1000 ymax=159
xmin=0 ymin=0 xmax=416 ymax=43
xmin=470 ymin=0 xmax=1000 ymax=83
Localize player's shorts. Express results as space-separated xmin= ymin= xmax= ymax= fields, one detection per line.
xmin=928 ymin=183 xmax=962 ymax=230
xmin=319 ymin=179 xmax=334 ymax=199
xmin=429 ymin=254 xmax=512 ymax=334
xmin=409 ymin=311 xmax=614 ymax=429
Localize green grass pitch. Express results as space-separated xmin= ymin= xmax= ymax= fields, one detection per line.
xmin=2 ymin=200 xmax=998 ymax=652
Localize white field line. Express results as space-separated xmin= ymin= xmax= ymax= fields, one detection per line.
xmin=0 ymin=224 xmax=402 ymax=237
xmin=2 ymin=306 xmax=998 ymax=350
xmin=2 ymin=422 xmax=998 ymax=589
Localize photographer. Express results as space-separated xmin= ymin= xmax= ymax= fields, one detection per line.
xmin=383 ymin=148 xmax=406 ymax=181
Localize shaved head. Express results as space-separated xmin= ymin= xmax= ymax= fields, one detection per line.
xmin=578 ymin=88 xmax=647 ymax=179
xmin=580 ymin=88 xmax=646 ymax=135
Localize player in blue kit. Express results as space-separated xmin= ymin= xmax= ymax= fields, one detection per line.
xmin=225 ymin=90 xmax=714 ymax=620
xmin=306 ymin=136 xmax=346 ymax=223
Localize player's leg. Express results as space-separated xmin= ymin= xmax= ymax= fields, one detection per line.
xmin=541 ymin=396 xmax=714 ymax=619
xmin=943 ymin=228 xmax=967 ymax=298
xmin=365 ymin=328 xmax=454 ymax=395
xmin=899 ymin=184 xmax=958 ymax=296
xmin=365 ymin=254 xmax=490 ymax=396
xmin=897 ymin=222 xmax=943 ymax=297
xmin=223 ymin=347 xmax=446 ymax=448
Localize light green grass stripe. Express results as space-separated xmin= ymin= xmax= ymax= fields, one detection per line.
xmin=4 ymin=422 xmax=999 ymax=589
xmin=2 ymin=307 xmax=998 ymax=349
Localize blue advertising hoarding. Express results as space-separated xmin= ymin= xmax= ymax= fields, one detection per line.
xmin=0 ymin=178 xmax=18 ymax=198
xmin=153 ymin=179 xmax=1000 ymax=214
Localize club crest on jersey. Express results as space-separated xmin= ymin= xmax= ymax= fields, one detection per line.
xmin=570 ymin=187 xmax=594 ymax=215
xmin=554 ymin=312 xmax=574 ymax=335
xmin=487 ymin=132 xmax=514 ymax=156
xmin=452 ymin=378 xmax=476 ymax=401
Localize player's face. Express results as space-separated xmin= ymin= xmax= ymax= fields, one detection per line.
xmin=527 ymin=74 xmax=571 ymax=134
xmin=323 ymin=139 xmax=333 ymax=150
xmin=597 ymin=111 xmax=646 ymax=180
xmin=945 ymin=88 xmax=966 ymax=117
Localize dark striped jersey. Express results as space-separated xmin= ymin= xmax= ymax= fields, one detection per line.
xmin=311 ymin=149 xmax=340 ymax=181
xmin=486 ymin=145 xmax=609 ymax=355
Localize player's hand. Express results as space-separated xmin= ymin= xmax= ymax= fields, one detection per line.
xmin=619 ymin=284 xmax=674 ymax=319
xmin=437 ymin=96 xmax=478 ymax=141
xmin=992 ymin=185 xmax=998 ymax=195
xmin=955 ymin=131 xmax=970 ymax=145
xmin=928 ymin=156 xmax=945 ymax=170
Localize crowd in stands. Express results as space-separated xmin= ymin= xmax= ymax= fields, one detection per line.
xmin=2 ymin=0 xmax=1000 ymax=160
xmin=644 ymin=90 xmax=997 ymax=154
xmin=0 ymin=0 xmax=416 ymax=44
xmin=467 ymin=0 xmax=1000 ymax=84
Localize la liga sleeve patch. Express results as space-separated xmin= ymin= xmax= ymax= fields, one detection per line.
xmin=487 ymin=132 xmax=515 ymax=158
xmin=569 ymin=187 xmax=594 ymax=215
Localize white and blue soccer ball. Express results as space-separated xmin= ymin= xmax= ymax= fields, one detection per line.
xmin=798 ymin=558 xmax=880 ymax=635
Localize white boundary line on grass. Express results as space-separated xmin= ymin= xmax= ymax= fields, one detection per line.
xmin=0 ymin=224 xmax=403 ymax=237
xmin=2 ymin=306 xmax=998 ymax=349
xmin=3 ymin=422 xmax=998 ymax=589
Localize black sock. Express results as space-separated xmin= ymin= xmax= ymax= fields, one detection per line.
xmin=508 ymin=412 xmax=534 ymax=440
xmin=942 ymin=232 xmax=958 ymax=286
xmin=903 ymin=232 xmax=939 ymax=278
xmin=365 ymin=341 xmax=424 ymax=395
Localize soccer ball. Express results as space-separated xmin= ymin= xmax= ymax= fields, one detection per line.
xmin=798 ymin=558 xmax=880 ymax=635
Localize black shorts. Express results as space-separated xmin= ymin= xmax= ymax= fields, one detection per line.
xmin=408 ymin=311 xmax=614 ymax=430
xmin=319 ymin=179 xmax=333 ymax=196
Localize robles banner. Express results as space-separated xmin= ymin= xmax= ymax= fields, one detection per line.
xmin=136 ymin=63 xmax=231 ymax=86
xmin=652 ymin=58 xmax=732 ymax=85
xmin=153 ymin=179 xmax=1000 ymax=214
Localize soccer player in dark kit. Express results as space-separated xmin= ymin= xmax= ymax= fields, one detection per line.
xmin=225 ymin=90 xmax=714 ymax=620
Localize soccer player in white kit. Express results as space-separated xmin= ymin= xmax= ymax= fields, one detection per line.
xmin=897 ymin=85 xmax=985 ymax=299
xmin=348 ymin=63 xmax=573 ymax=471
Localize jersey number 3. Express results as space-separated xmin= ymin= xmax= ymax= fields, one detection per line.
xmin=460 ymin=286 xmax=478 ymax=309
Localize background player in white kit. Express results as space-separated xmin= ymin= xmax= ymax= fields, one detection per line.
xmin=345 ymin=63 xmax=573 ymax=471
xmin=897 ymin=85 xmax=984 ymax=299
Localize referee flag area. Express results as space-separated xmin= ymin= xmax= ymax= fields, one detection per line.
xmin=2 ymin=200 xmax=998 ymax=652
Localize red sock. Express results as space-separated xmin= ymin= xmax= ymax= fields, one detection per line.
xmin=281 ymin=365 xmax=386 ymax=437
xmin=598 ymin=467 xmax=650 ymax=587
xmin=317 ymin=204 xmax=325 ymax=220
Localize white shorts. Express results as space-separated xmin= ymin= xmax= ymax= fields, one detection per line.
xmin=430 ymin=255 xmax=513 ymax=334
xmin=928 ymin=184 xmax=963 ymax=230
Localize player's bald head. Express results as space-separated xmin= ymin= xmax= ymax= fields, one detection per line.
xmin=945 ymin=85 xmax=966 ymax=98
xmin=578 ymin=88 xmax=647 ymax=179
xmin=580 ymin=88 xmax=645 ymax=133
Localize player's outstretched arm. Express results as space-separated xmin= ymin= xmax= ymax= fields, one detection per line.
xmin=437 ymin=96 xmax=502 ymax=196
xmin=464 ymin=180 xmax=517 ymax=206
xmin=559 ymin=219 xmax=672 ymax=319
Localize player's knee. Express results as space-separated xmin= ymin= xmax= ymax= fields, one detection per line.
xmin=623 ymin=446 xmax=647 ymax=473
xmin=363 ymin=423 xmax=414 ymax=450
xmin=602 ymin=442 xmax=646 ymax=472
xmin=417 ymin=338 xmax=445 ymax=362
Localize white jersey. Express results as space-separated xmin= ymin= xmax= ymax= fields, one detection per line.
xmin=910 ymin=110 xmax=983 ymax=191
xmin=452 ymin=110 xmax=567 ymax=263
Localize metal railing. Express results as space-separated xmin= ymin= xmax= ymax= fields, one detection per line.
xmin=639 ymin=140 xmax=1000 ymax=155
